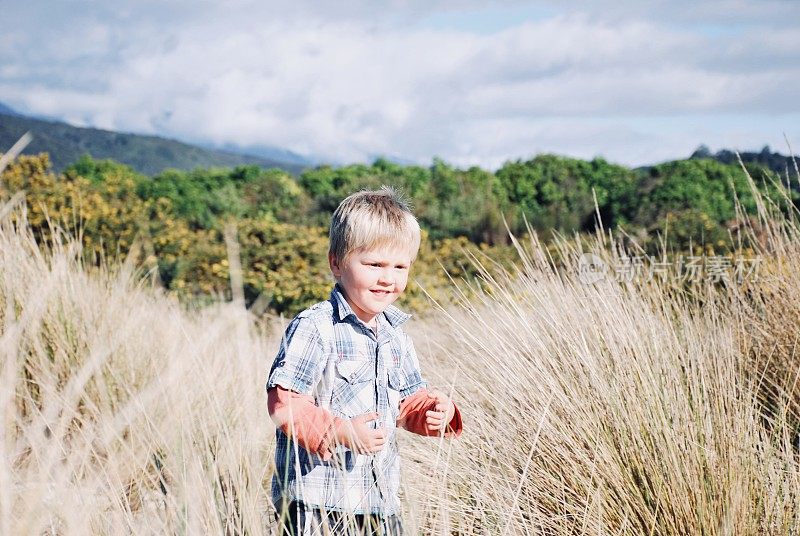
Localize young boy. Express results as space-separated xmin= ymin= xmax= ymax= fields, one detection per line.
xmin=266 ymin=187 xmax=462 ymax=535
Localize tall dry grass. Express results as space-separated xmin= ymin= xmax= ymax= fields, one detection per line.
xmin=2 ymin=148 xmax=800 ymax=534
xmin=0 ymin=203 xmax=276 ymax=534
xmin=410 ymin=246 xmax=800 ymax=534
xmin=403 ymin=161 xmax=800 ymax=534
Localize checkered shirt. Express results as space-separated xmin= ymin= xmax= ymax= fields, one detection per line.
xmin=267 ymin=285 xmax=427 ymax=516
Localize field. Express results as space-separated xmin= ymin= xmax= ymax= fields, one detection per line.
xmin=2 ymin=161 xmax=800 ymax=534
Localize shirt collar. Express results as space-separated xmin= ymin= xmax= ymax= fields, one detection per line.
xmin=330 ymin=284 xmax=412 ymax=328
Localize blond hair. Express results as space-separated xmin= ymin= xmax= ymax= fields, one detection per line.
xmin=329 ymin=186 xmax=421 ymax=263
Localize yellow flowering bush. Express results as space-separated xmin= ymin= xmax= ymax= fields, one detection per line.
xmin=1 ymin=154 xmax=148 ymax=262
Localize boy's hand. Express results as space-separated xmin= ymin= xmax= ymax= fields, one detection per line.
xmin=425 ymin=389 xmax=455 ymax=434
xmin=336 ymin=412 xmax=386 ymax=454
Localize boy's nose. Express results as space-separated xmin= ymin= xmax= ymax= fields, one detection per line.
xmin=377 ymin=269 xmax=393 ymax=284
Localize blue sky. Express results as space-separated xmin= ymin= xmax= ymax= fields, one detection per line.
xmin=1 ymin=0 xmax=799 ymax=168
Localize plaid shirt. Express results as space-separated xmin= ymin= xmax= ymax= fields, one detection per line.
xmin=267 ymin=284 xmax=427 ymax=516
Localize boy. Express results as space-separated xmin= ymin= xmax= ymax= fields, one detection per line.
xmin=266 ymin=187 xmax=462 ymax=535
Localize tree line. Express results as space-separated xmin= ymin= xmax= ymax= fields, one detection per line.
xmin=1 ymin=151 xmax=793 ymax=314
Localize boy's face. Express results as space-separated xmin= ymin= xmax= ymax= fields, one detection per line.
xmin=329 ymin=245 xmax=413 ymax=325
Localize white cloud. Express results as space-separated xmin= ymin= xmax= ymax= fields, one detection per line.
xmin=1 ymin=1 xmax=799 ymax=167
xmin=548 ymin=0 xmax=800 ymax=26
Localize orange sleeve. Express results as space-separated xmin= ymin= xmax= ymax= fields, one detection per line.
xmin=267 ymin=386 xmax=346 ymax=460
xmin=396 ymin=389 xmax=463 ymax=438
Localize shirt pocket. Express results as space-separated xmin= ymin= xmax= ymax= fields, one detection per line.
xmin=332 ymin=357 xmax=375 ymax=418
xmin=387 ymin=367 xmax=405 ymax=419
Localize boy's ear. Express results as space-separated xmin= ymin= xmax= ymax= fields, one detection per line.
xmin=328 ymin=252 xmax=341 ymax=278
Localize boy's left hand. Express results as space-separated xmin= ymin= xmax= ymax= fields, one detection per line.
xmin=425 ymin=389 xmax=455 ymax=434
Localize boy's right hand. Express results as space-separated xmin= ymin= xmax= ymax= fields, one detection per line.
xmin=335 ymin=412 xmax=386 ymax=454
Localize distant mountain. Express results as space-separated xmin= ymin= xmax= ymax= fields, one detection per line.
xmin=0 ymin=102 xmax=23 ymax=117
xmin=215 ymin=142 xmax=314 ymax=167
xmin=0 ymin=105 xmax=308 ymax=175
xmin=691 ymin=144 xmax=798 ymax=177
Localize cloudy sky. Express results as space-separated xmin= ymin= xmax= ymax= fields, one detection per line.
xmin=2 ymin=0 xmax=799 ymax=168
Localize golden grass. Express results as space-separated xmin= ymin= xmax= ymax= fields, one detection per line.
xmin=2 ymin=153 xmax=800 ymax=534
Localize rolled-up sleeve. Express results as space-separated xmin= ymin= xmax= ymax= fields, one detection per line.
xmin=267 ymin=386 xmax=344 ymax=460
xmin=267 ymin=315 xmax=325 ymax=395
xmin=396 ymin=389 xmax=463 ymax=438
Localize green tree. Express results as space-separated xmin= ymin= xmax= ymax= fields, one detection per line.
xmin=495 ymin=154 xmax=636 ymax=236
xmin=634 ymin=158 xmax=780 ymax=252
xmin=240 ymin=169 xmax=312 ymax=222
xmin=136 ymin=167 xmax=248 ymax=229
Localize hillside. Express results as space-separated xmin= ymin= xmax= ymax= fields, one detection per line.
xmin=0 ymin=109 xmax=307 ymax=175
xmin=0 ymin=102 xmax=22 ymax=116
